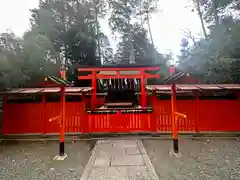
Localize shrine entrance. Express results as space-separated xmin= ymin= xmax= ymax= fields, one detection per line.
xmin=86 ymin=109 xmax=154 ymax=133
xmin=78 ymin=65 xmax=160 ymax=133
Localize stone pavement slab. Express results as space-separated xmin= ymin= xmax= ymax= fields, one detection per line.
xmin=94 ymin=154 xmax=111 ymax=166
xmin=127 ymin=166 xmax=150 ymax=180
xmin=89 ymin=167 xmax=129 ymax=180
xmin=111 ymin=154 xmax=144 ymax=166
xmin=80 ymin=139 xmax=159 ymax=180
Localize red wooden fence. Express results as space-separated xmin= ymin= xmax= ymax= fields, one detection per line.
xmin=154 ymin=100 xmax=196 ymax=132
xmin=87 ymin=112 xmax=152 ymax=133
xmin=2 ymin=99 xmax=240 ymax=134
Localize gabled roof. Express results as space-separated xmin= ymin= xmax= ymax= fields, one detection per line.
xmin=146 ymin=84 xmax=240 ymax=92
xmin=164 ymin=72 xmax=186 ymax=83
xmin=78 ymin=64 xmax=161 ymax=68
xmin=33 ymin=76 xmax=73 ymax=88
xmin=47 ymin=76 xmax=73 ymax=86
xmin=1 ymin=87 xmax=92 ymax=95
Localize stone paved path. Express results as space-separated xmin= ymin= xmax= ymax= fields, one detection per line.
xmin=80 ymin=139 xmax=159 ymax=180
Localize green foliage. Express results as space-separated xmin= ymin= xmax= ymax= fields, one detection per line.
xmin=0 ymin=0 xmax=170 ymax=89
xmin=108 ymin=0 xmax=168 ymax=79
xmin=0 ymin=30 xmax=59 ymax=89
xmin=178 ymin=1 xmax=240 ymax=83
xmin=30 ymin=0 xmax=103 ymax=66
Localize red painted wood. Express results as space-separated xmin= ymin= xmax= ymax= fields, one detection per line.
xmin=91 ymin=71 xmax=97 ymax=109
xmin=65 ymin=102 xmax=85 ymax=133
xmin=2 ymin=96 xmax=7 ymax=134
xmin=60 ymin=87 xmax=66 ymax=142
xmin=78 ymin=66 xmax=160 ymax=72
xmin=170 ymin=66 xmax=175 ymax=74
xmin=42 ymin=96 xmax=46 ymax=134
xmin=171 ymin=84 xmax=177 ymax=138
xmin=153 ymin=99 xmax=240 ymax=132
xmin=2 ymin=99 xmax=240 ymax=134
xmin=45 ymin=102 xmax=60 ymax=133
xmin=194 ymin=95 xmax=199 ymax=132
xmin=140 ymin=69 xmax=147 ymax=107
xmin=78 ymin=74 xmax=160 ymax=80
xmin=174 ymin=76 xmax=199 ymax=84
xmin=3 ymin=103 xmax=44 ymax=134
xmin=151 ymin=94 xmax=157 ymax=132
xmin=154 ymin=100 xmax=171 ymax=131
xmin=197 ymin=100 xmax=239 ymax=132
xmin=87 ymin=112 xmax=152 ymax=133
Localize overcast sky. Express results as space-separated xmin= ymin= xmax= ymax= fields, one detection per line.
xmin=0 ymin=0 xmax=202 ymax=56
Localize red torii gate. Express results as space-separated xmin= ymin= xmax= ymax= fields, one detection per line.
xmin=77 ymin=66 xmax=186 ymax=154
xmin=77 ymin=66 xmax=160 ymax=109
xmin=1 ymin=65 xmax=190 ymax=159
xmin=37 ymin=65 xmax=186 ymax=158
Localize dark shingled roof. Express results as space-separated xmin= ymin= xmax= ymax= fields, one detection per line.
xmin=47 ymin=76 xmax=73 ymax=86
xmin=163 ymin=72 xmax=186 ymax=83
xmin=77 ymin=64 xmax=162 ymax=69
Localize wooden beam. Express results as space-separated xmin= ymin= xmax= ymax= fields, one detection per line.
xmin=194 ymin=91 xmax=199 ymax=133
xmin=171 ymin=83 xmax=177 ymax=139
xmin=49 ymin=116 xmax=60 ymax=122
xmin=78 ymin=74 xmax=160 ymax=80
xmin=59 ymin=86 xmax=66 ymax=156
xmin=175 ymin=112 xmax=187 ymax=119
xmin=152 ymin=92 xmax=157 ymax=132
xmin=2 ymin=96 xmax=7 ymax=129
xmin=171 ymin=83 xmax=179 ymax=153
xmin=105 ymin=102 xmax=133 ymax=107
xmin=42 ymin=95 xmax=46 ymax=134
xmin=78 ymin=66 xmax=160 ymax=72
xmin=91 ymin=71 xmax=97 ymax=109
xmin=140 ymin=69 xmax=147 ymax=107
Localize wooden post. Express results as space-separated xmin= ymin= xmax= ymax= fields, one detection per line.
xmin=59 ymin=86 xmax=66 ymax=157
xmin=82 ymin=95 xmax=88 ymax=133
xmin=194 ymin=92 xmax=199 ymax=133
xmin=140 ymin=70 xmax=146 ymax=108
xmin=171 ymin=83 xmax=178 ymax=153
xmin=60 ymin=70 xmax=66 ymax=80
xmin=152 ymin=92 xmax=157 ymax=132
xmin=2 ymin=96 xmax=7 ymax=134
xmin=237 ymin=92 xmax=240 ymax=117
xmin=91 ymin=71 xmax=97 ymax=109
xmin=42 ymin=95 xmax=46 ymax=134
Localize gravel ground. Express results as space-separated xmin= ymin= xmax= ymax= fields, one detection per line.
xmin=143 ymin=138 xmax=240 ymax=180
xmin=0 ymin=140 xmax=95 ymax=180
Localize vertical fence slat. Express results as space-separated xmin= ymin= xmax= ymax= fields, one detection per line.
xmin=2 ymin=99 xmax=240 ymax=135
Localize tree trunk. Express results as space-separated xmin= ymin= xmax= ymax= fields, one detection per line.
xmin=129 ymin=31 xmax=135 ymax=64
xmin=95 ymin=6 xmax=102 ymax=62
xmin=140 ymin=0 xmax=144 ymax=29
xmin=211 ymin=0 xmax=219 ymax=25
xmin=146 ymin=11 xmax=156 ymax=61
xmin=61 ymin=0 xmax=68 ymax=70
xmin=195 ymin=0 xmax=208 ymax=39
xmin=124 ymin=0 xmax=133 ymax=64
xmin=146 ymin=12 xmax=154 ymax=47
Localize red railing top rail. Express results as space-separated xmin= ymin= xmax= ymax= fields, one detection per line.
xmin=147 ymin=84 xmax=240 ymax=92
xmin=86 ymin=107 xmax=153 ymax=111
xmin=78 ymin=74 xmax=160 ymax=80
xmin=175 ymin=112 xmax=187 ymax=119
xmin=78 ymin=66 xmax=160 ymax=72
xmin=1 ymin=87 xmax=92 ymax=95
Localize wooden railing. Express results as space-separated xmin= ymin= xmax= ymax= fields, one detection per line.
xmin=175 ymin=112 xmax=187 ymax=119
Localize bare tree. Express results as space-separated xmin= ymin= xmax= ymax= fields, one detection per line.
xmin=193 ymin=0 xmax=208 ymax=39
xmin=211 ymin=0 xmax=219 ymax=25
xmin=181 ymin=29 xmax=197 ymax=45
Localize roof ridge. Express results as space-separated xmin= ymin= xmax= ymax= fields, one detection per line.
xmin=164 ymin=72 xmax=185 ymax=82
xmin=49 ymin=76 xmax=73 ymax=86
